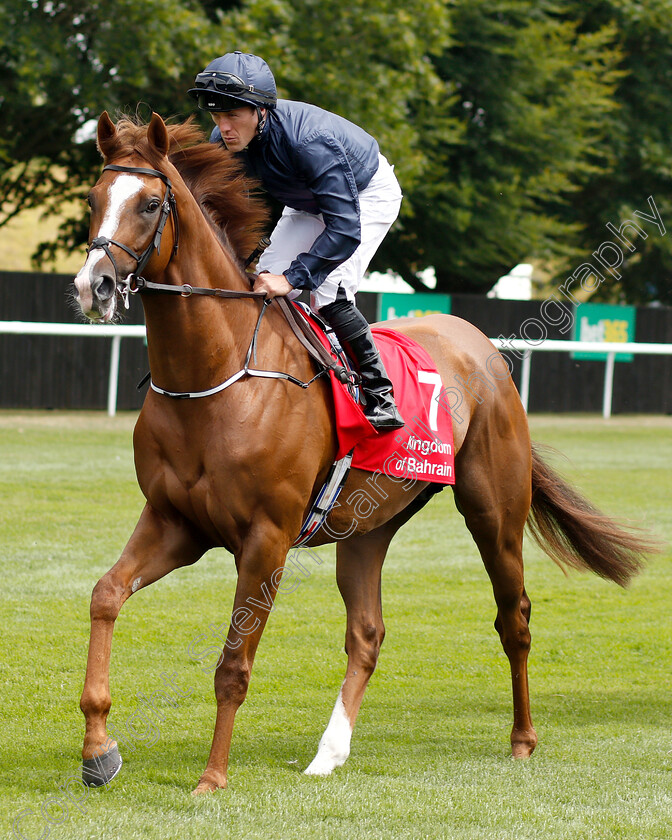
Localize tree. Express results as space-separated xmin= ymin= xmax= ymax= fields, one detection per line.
xmin=0 ymin=0 xmax=215 ymax=260
xmin=218 ymin=0 xmax=457 ymax=198
xmin=3 ymin=0 xmax=457 ymax=272
xmin=375 ymin=0 xmax=624 ymax=294
xmin=4 ymin=0 xmax=670 ymax=305
xmin=561 ymin=0 xmax=672 ymax=304
xmin=210 ymin=0 xmax=461 ymax=289
xmin=195 ymin=0 xmax=242 ymax=23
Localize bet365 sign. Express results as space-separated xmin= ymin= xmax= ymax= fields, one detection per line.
xmin=572 ymin=303 xmax=636 ymax=361
xmin=379 ymin=292 xmax=451 ymax=321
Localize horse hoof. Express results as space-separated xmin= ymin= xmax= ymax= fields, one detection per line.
xmin=191 ymin=784 xmax=214 ymax=796
xmin=191 ymin=772 xmax=227 ymax=795
xmin=511 ymin=734 xmax=537 ymax=759
xmin=82 ymin=744 xmax=123 ymax=787
xmin=304 ymin=757 xmax=334 ymax=776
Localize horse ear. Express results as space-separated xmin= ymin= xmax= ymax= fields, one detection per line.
xmin=147 ymin=112 xmax=169 ymax=157
xmin=97 ymin=111 xmax=117 ymax=157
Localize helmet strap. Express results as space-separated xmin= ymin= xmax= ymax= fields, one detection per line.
xmin=256 ymin=107 xmax=267 ymax=135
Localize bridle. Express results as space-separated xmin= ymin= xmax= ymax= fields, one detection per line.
xmin=87 ymin=161 xmax=356 ymax=398
xmin=87 ymin=164 xmax=180 ymax=308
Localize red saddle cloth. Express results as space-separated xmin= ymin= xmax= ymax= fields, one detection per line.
xmin=300 ymin=306 xmax=455 ymax=485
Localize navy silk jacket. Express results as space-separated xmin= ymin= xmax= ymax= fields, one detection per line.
xmin=210 ymin=99 xmax=380 ymax=291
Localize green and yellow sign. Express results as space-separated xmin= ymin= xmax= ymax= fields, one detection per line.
xmin=379 ymin=292 xmax=451 ymax=321
xmin=572 ymin=302 xmax=636 ymax=361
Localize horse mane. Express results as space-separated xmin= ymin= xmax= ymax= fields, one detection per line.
xmin=100 ymin=116 xmax=269 ymax=264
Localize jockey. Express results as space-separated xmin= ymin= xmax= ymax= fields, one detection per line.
xmin=188 ymin=51 xmax=405 ymax=430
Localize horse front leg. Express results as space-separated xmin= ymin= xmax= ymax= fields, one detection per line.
xmin=80 ymin=503 xmax=206 ymax=785
xmin=193 ymin=529 xmax=291 ymax=795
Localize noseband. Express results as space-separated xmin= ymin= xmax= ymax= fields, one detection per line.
xmin=87 ymin=164 xmax=180 ymax=306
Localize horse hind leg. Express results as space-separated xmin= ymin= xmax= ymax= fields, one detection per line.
xmin=304 ymin=526 xmax=392 ymax=776
xmin=453 ymin=436 xmax=538 ymax=758
xmin=304 ymin=485 xmax=440 ymax=776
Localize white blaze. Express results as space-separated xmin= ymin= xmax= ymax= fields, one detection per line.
xmin=75 ymin=175 xmax=146 ymax=306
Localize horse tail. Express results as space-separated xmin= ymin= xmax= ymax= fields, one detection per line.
xmin=527 ymin=443 xmax=659 ymax=587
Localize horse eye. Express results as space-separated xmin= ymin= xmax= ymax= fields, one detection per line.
xmin=146 ymin=200 xmax=161 ymax=213
xmin=86 ymin=194 xmax=93 ymax=208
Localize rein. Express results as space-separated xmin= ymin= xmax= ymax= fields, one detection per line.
xmin=92 ymin=162 xmax=356 ymax=399
xmin=132 ymin=277 xmax=356 ymax=398
xmin=131 ymin=275 xmax=266 ymax=301
xmin=148 ymin=296 xmax=332 ymax=399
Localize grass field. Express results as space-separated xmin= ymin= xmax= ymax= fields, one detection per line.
xmin=1 ymin=412 xmax=671 ymax=840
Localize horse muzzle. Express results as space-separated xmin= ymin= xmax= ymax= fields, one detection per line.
xmin=74 ymin=258 xmax=119 ymax=323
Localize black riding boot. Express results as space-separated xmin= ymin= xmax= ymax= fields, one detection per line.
xmin=320 ymin=292 xmax=405 ymax=430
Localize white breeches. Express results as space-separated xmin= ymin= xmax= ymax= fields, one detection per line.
xmin=257 ymin=154 xmax=402 ymax=309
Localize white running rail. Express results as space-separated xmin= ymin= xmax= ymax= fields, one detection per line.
xmin=1 ymin=322 xmax=671 ymax=418
xmin=0 ymin=322 xmax=145 ymax=417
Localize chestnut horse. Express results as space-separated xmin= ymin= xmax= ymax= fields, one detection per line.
xmin=74 ymin=112 xmax=651 ymax=794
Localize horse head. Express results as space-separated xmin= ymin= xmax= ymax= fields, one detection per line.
xmin=74 ymin=111 xmax=269 ymax=324
xmin=74 ymin=111 xmax=179 ymax=322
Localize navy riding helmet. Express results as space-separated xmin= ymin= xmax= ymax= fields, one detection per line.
xmin=188 ymin=51 xmax=277 ymax=113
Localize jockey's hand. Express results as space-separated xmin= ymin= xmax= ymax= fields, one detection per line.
xmin=254 ymin=272 xmax=293 ymax=299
